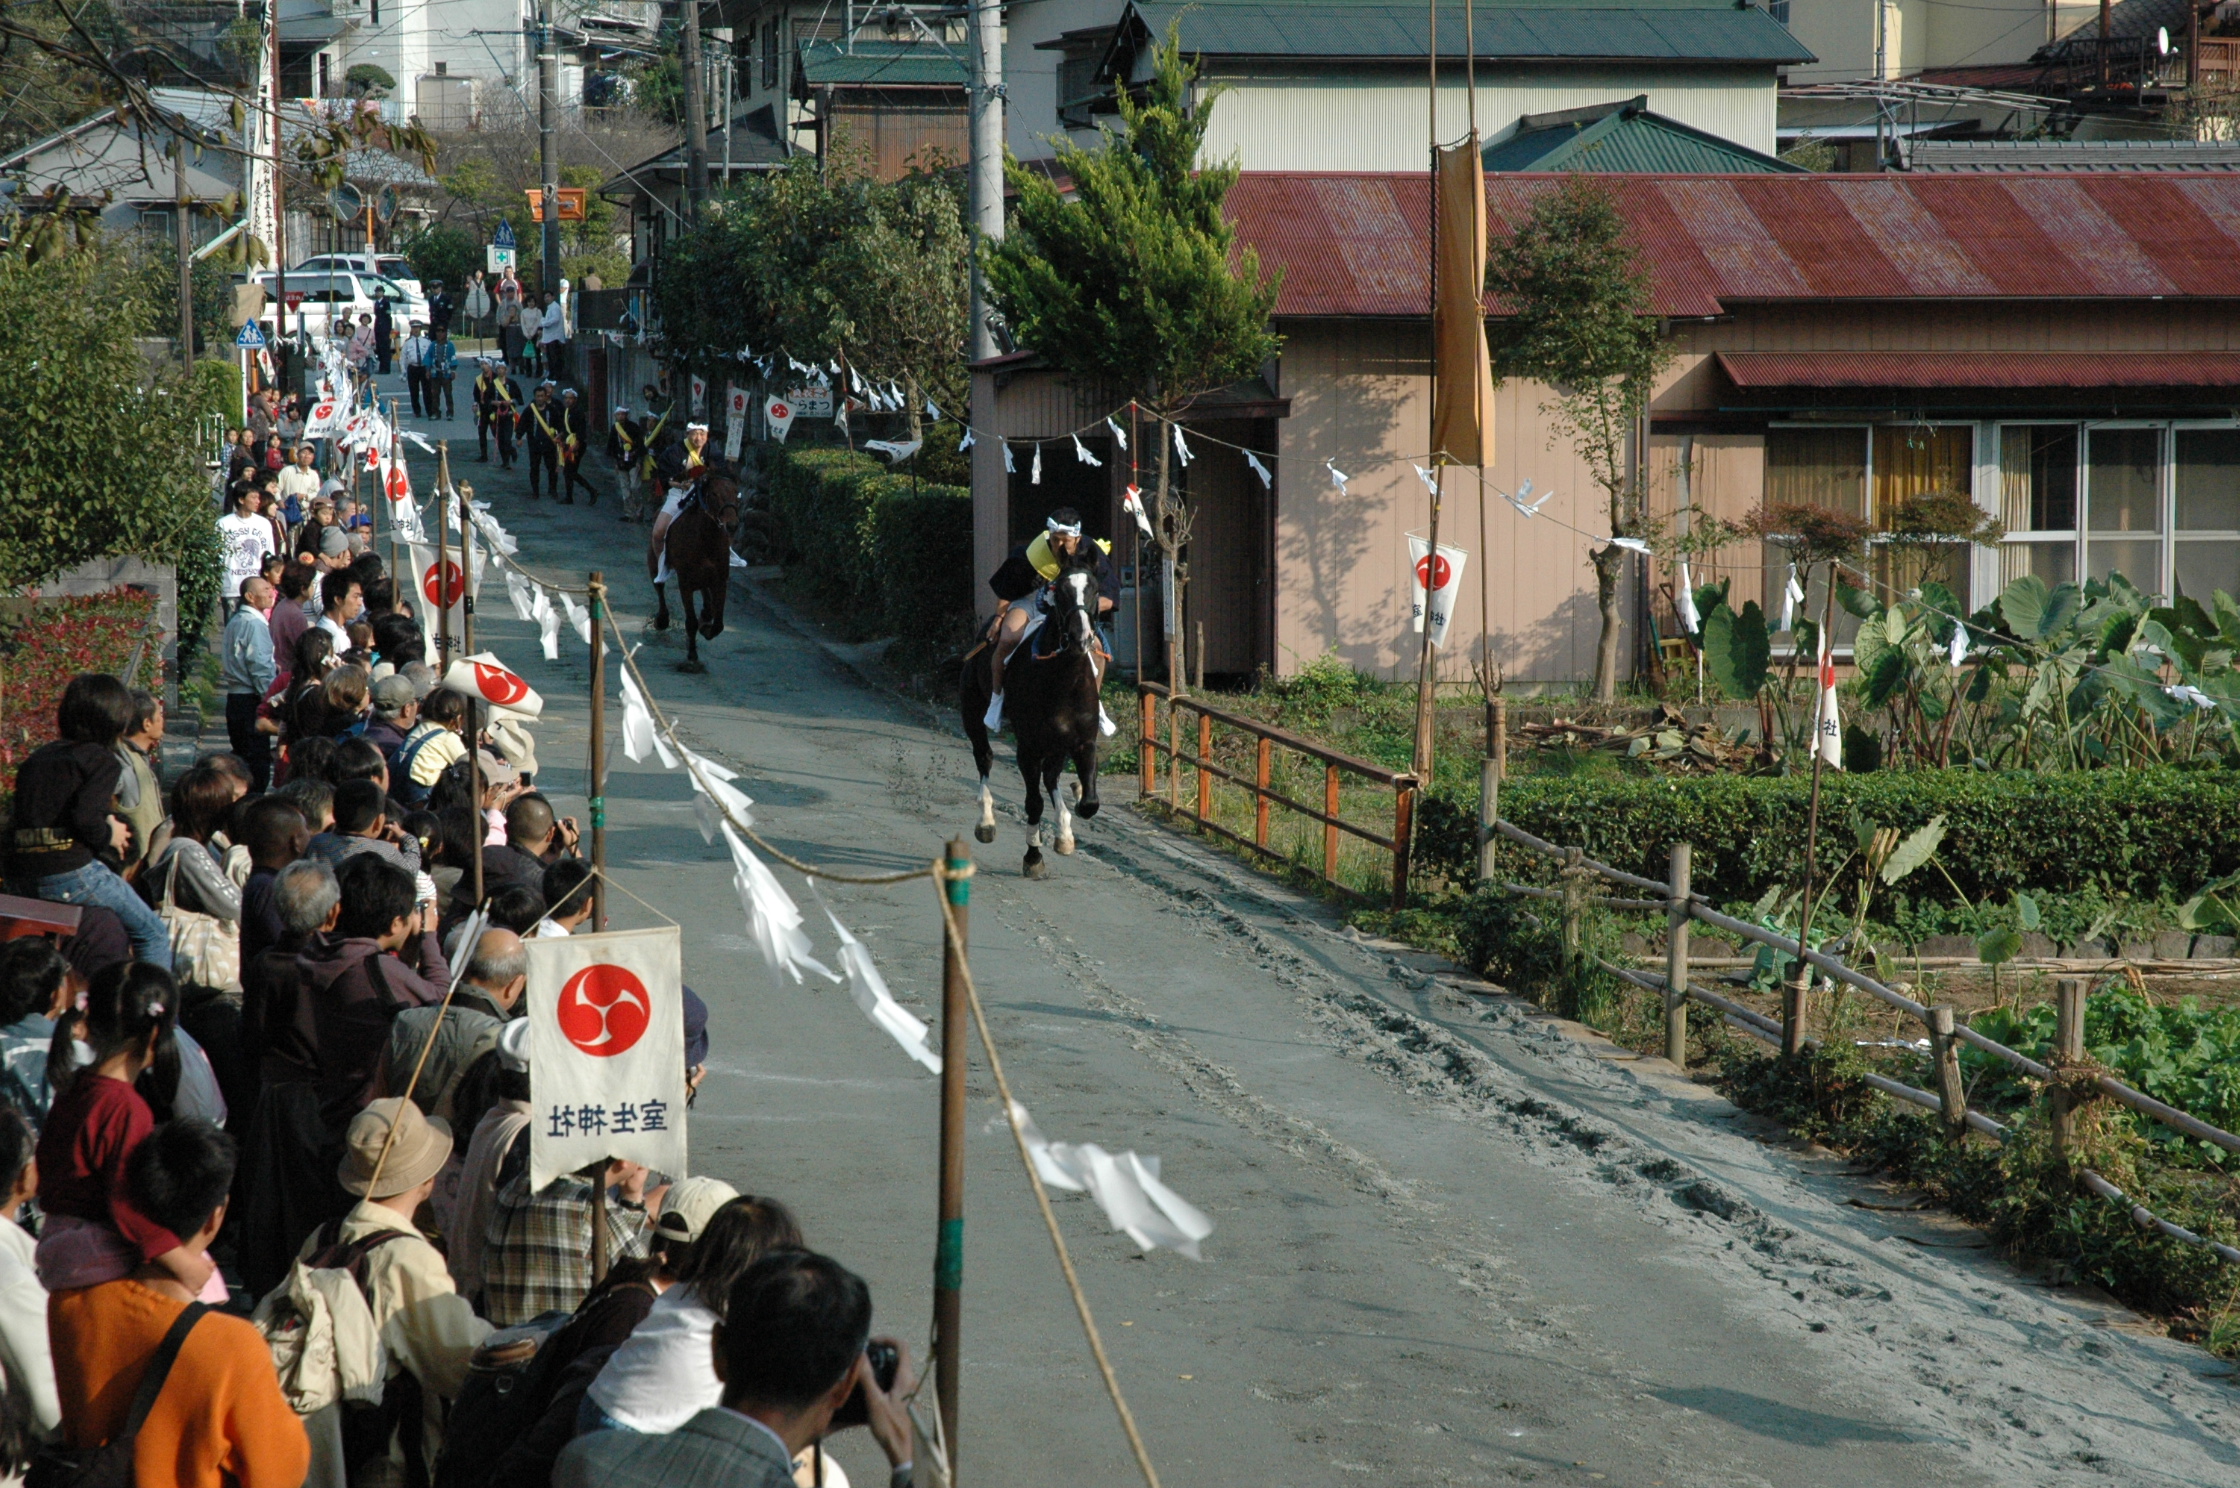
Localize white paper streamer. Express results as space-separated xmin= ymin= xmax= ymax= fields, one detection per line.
xmin=1072 ymin=434 xmax=1102 ymax=467
xmin=958 ymin=427 xmax=974 ymax=452
xmin=997 ymin=1101 xmax=1213 ymax=1260
xmin=681 ymin=746 xmax=755 ymax=844
xmin=1327 ymin=460 xmax=1350 ymax=492
xmin=720 ymin=824 xmax=837 ymax=986
xmin=1030 ymin=444 xmax=1042 ymax=485
xmin=1413 ymin=465 xmax=1440 ymax=496
xmin=1106 ymin=415 xmax=1128 ymax=451
xmin=810 ymin=888 xmax=940 ymax=1074
xmin=561 ymin=592 xmax=592 ymax=645
xmin=505 ymin=569 xmax=535 ymax=622
xmin=1504 ymin=479 xmax=1549 ymax=518
xmin=1781 ymin=563 xmax=1805 ymax=634
xmin=1948 ymin=623 xmax=1969 ymax=669
xmin=1121 ymin=485 xmax=1154 ymax=539
xmin=1172 ymin=425 xmax=1192 ymax=466
xmin=1677 ymin=559 xmax=1702 ymax=634
xmin=1245 ymin=450 xmax=1271 ymax=488
xmin=532 ymin=587 xmax=561 ymax=660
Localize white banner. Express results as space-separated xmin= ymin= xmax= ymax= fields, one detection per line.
xmin=724 ymin=382 xmax=747 ymax=461
xmin=690 ymin=374 xmax=707 ymax=414
xmin=442 ymin=651 xmax=543 ymax=723
xmin=1816 ymin=627 xmax=1844 ymax=771
xmin=764 ymin=394 xmax=796 ymax=444
xmin=407 ymin=542 xmax=480 ymax=647
xmin=245 ymin=17 xmax=277 ymax=268
xmin=1406 ymin=533 xmax=1469 ymax=648
xmin=525 ymin=927 xmax=688 ymax=1190
xmin=304 ymin=396 xmax=343 ymax=439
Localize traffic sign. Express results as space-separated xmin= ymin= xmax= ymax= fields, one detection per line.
xmin=524 ymin=188 xmax=588 ymax=223
xmin=283 ymin=290 xmax=305 ymax=311
xmin=234 ymin=322 xmax=267 ymax=349
xmin=493 ymin=219 xmax=517 ymax=250
xmin=486 ymin=246 xmax=517 ymax=273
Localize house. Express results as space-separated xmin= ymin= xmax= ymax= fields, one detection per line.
xmin=1007 ymin=0 xmax=1814 ymax=168
xmin=972 ymin=170 xmax=2240 ymax=687
xmin=1778 ymin=0 xmax=2098 ymax=85
xmin=604 ymin=104 xmax=792 ymax=271
xmin=707 ymin=1 xmax=968 ymax=174
xmin=1482 ymin=96 xmax=1803 ymax=173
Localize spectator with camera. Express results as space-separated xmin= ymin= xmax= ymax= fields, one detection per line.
xmin=555 ymin=1249 xmax=917 ymax=1488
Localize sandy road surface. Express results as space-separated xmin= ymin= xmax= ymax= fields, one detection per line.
xmin=413 ymin=436 xmax=2240 ymax=1486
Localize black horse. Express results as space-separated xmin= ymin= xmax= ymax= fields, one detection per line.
xmin=961 ymin=553 xmax=1104 ymax=879
xmin=651 ymin=472 xmax=742 ymax=673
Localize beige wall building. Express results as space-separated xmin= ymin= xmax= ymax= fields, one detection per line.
xmin=974 ymin=170 xmax=2240 ymax=688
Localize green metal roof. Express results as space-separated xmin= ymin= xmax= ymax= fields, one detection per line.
xmin=796 ymin=38 xmax=967 ymax=88
xmin=1124 ymin=0 xmax=1815 ymax=64
xmin=1481 ymin=96 xmax=1806 ymax=172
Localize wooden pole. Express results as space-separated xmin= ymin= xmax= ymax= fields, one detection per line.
xmin=1665 ymin=841 xmax=1691 ymax=1068
xmin=1928 ymin=1006 xmax=1967 ymax=1134
xmin=935 ymin=839 xmax=971 ymax=1471
xmin=589 ymin=1161 xmax=610 ymax=1285
xmin=1412 ymin=476 xmax=1444 ymax=780
xmin=1477 ymin=693 xmax=1505 ymax=883
xmin=435 ymin=446 xmax=453 ymax=663
xmin=459 ymin=463 xmax=475 ymax=658
xmin=1785 ymin=568 xmax=1840 ymax=1057
xmin=589 ymin=573 xmax=608 ymax=930
xmin=2051 ymin=975 xmax=2088 ymax=1163
xmin=174 ymin=145 xmax=194 ymax=374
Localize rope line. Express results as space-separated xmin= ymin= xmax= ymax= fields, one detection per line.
xmin=932 ymin=866 xmax=1164 ymax=1488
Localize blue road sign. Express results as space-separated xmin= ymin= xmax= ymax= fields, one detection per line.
xmin=493 ymin=220 xmax=517 ymax=250
xmin=235 ymin=321 xmax=267 ymax=349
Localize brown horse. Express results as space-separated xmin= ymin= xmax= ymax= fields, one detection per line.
xmin=651 ymin=472 xmax=741 ymax=672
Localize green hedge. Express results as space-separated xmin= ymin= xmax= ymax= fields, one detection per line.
xmin=193 ymin=358 xmax=242 ymax=428
xmin=765 ymin=446 xmax=972 ymax=637
xmin=1421 ymin=769 xmax=2240 ymax=904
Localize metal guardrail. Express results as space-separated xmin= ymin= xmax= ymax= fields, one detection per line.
xmin=1137 ymin=683 xmax=1417 ymax=909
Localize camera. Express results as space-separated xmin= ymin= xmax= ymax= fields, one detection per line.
xmin=829 ymin=1340 xmax=900 ymax=1429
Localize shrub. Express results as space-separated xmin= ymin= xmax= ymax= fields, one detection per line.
xmin=868 ymin=483 xmax=972 ymax=637
xmin=1438 ymin=769 xmax=2240 ymax=906
xmin=764 ymin=446 xmax=973 ymax=641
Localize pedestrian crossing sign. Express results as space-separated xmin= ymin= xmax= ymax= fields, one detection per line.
xmin=234 ymin=322 xmax=267 ymax=349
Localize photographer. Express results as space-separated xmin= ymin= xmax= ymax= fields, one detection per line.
xmin=555 ymin=1249 xmax=916 ymax=1488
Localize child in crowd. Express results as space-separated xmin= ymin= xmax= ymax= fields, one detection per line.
xmin=32 ymin=963 xmax=226 ymax=1302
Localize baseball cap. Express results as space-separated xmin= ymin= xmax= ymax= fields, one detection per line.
xmin=475 ymin=748 xmax=519 ymax=788
xmin=653 ymin=1175 xmax=740 ymax=1244
xmin=372 ymin=674 xmax=417 ymax=716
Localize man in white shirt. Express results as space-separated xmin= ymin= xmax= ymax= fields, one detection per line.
xmin=276 ymin=443 xmax=322 ymax=513
xmin=537 ymin=293 xmax=567 ymax=384
xmin=217 ymin=487 xmax=278 ymax=618
xmin=317 ymin=568 xmax=363 ymax=650
xmin=401 ymin=321 xmax=434 ymax=419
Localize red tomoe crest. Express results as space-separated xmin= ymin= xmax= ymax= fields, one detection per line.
xmin=556 ymin=963 xmax=650 ymax=1058
xmin=1415 ymin=553 xmax=1452 ymax=592
xmin=385 ymin=466 xmax=410 ymax=501
xmin=769 ymin=402 xmax=792 ymax=420
xmin=472 ymin=662 xmax=528 ymax=704
xmin=422 ymin=559 xmax=465 ymax=607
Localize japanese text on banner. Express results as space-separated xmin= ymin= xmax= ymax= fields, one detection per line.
xmin=525 ymin=926 xmax=689 ymax=1188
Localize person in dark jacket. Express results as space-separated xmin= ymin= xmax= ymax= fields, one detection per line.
xmin=372 ymin=289 xmax=396 ymax=374
xmin=555 ymin=387 xmax=596 ymax=505
xmin=608 ymin=406 xmax=649 ymax=520
xmin=522 ymin=383 xmax=563 ymax=501
xmin=297 ymin=854 xmax=449 ymax=1131
xmin=4 ymin=675 xmax=172 ymax=969
xmin=475 ymin=361 xmax=521 ymax=467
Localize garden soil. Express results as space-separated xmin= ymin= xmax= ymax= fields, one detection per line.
xmin=424 ymin=424 xmax=2240 ymax=1487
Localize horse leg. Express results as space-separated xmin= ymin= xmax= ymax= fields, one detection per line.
xmin=1073 ymin=742 xmax=1101 ymax=821
xmin=975 ymin=772 xmax=997 ymax=844
xmin=652 ymin=579 xmax=671 ymax=632
xmin=677 ymin=582 xmax=705 ymax=673
xmin=702 ymin=570 xmax=727 ymax=639
xmin=1051 ymin=756 xmax=1075 ymax=855
xmin=1021 ymin=748 xmax=1048 ymax=879
xmin=962 ymin=650 xmax=999 ymax=844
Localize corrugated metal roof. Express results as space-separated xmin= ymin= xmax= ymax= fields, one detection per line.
xmin=796 ymin=39 xmax=967 ymax=87
xmin=1907 ymin=140 xmax=2240 ymax=173
xmin=1482 ymin=97 xmax=1804 ymax=173
xmin=1223 ymin=171 xmax=2240 ymax=318
xmin=1125 ymin=0 xmax=1815 ymax=64
xmin=1718 ymin=352 xmax=2240 ymax=388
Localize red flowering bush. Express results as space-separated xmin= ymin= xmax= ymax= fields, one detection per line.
xmin=0 ymin=587 xmax=161 ymax=783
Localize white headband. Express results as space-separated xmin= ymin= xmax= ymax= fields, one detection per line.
xmin=686 ymin=421 xmax=709 ymax=433
xmin=1045 ymin=517 xmax=1083 ymax=537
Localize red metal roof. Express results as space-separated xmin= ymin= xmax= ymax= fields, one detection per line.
xmin=1224 ymin=171 xmax=2240 ymax=318
xmin=1717 ymin=351 xmax=2240 ymax=389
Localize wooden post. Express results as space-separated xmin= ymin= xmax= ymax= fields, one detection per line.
xmin=1166 ymin=691 xmax=1179 ymax=808
xmin=1559 ymin=847 xmax=1586 ymax=1014
xmin=458 ymin=474 xmax=475 ymax=657
xmin=1194 ymin=619 xmax=1206 ymax=692
xmin=1254 ymin=735 xmax=1272 ymax=847
xmin=588 ymin=572 xmax=608 ymax=930
xmin=1785 ymin=566 xmax=1841 ymax=1058
xmin=1665 ymin=841 xmax=1692 ymax=1068
xmin=934 ymin=840 xmax=971 ymax=1472
xmin=1323 ymin=764 xmax=1340 ymax=880
xmin=1138 ymin=691 xmax=1156 ymax=798
xmin=1928 ymin=1006 xmax=1967 ymax=1135
xmin=1391 ymin=777 xmax=1416 ymax=911
xmin=2051 ymin=975 xmax=2088 ymax=1164
xmin=1195 ymin=710 xmax=1212 ymax=822
xmin=589 ymin=1161 xmax=610 ymax=1285
xmin=1477 ymin=694 xmax=1505 ymax=883
xmin=435 ymin=450 xmax=453 ymax=663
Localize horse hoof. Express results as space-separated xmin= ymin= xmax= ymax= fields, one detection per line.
xmin=975 ymin=823 xmax=996 ymax=844
xmin=652 ymin=616 xmax=671 ymax=632
xmin=676 ymin=659 xmax=706 ymax=674
xmin=702 ymin=622 xmax=724 ymax=640
xmin=1022 ymin=849 xmax=1047 ymax=880
xmin=1077 ymin=800 xmax=1101 ymax=819
xmin=1056 ymin=837 xmax=1075 ymax=856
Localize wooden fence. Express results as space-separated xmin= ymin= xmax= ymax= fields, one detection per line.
xmin=1136 ymin=683 xmax=1417 ymax=909
xmin=1492 ymin=817 xmax=2240 ymax=1268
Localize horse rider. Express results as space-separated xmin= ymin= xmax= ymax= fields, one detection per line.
xmin=982 ymin=507 xmax=1118 ymax=733
xmin=646 ymin=424 xmax=714 ymax=581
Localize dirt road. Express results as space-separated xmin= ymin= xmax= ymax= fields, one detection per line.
xmin=432 ymin=446 xmax=2240 ymax=1487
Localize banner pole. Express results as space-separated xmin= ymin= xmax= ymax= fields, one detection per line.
xmin=435 ymin=446 xmax=453 ymax=663
xmin=460 ymin=472 xmax=476 ymax=656
xmin=588 ymin=572 xmax=608 ymax=930
xmin=935 ymin=838 xmax=971 ymax=1474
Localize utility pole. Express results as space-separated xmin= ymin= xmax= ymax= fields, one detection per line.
xmin=680 ymin=0 xmax=710 ymax=216
xmin=271 ymin=2 xmax=291 ymax=391
xmin=966 ymin=0 xmax=1004 ymax=363
xmin=174 ymin=142 xmax=194 ymax=373
xmin=537 ymin=0 xmax=561 ymax=296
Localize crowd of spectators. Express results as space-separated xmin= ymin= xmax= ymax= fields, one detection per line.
xmin=0 ymin=572 xmax=916 ymax=1484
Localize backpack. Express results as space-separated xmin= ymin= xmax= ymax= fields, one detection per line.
xmin=255 ymin=1221 xmax=427 ymax=1486
xmin=24 ymin=1303 xmax=206 ymax=1488
xmin=427 ymin=1308 xmax=580 ymax=1488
